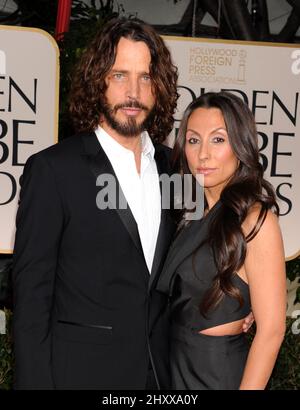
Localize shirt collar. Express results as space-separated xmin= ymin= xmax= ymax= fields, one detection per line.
xmin=141 ymin=131 xmax=155 ymax=160
xmin=95 ymin=125 xmax=155 ymax=160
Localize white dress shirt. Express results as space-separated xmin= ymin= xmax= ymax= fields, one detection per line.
xmin=95 ymin=126 xmax=161 ymax=273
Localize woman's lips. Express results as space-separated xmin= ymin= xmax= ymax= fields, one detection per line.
xmin=196 ymin=167 xmax=217 ymax=175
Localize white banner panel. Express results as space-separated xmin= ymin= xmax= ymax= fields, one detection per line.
xmin=164 ymin=36 xmax=300 ymax=261
xmin=0 ymin=26 xmax=59 ymax=253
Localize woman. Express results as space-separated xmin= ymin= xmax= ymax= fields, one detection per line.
xmin=157 ymin=91 xmax=286 ymax=390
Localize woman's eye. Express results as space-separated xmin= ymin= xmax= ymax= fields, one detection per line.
xmin=187 ymin=137 xmax=199 ymax=144
xmin=212 ymin=136 xmax=225 ymax=143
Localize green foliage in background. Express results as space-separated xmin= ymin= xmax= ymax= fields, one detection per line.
xmin=0 ymin=309 xmax=13 ymax=389
xmin=267 ymin=318 xmax=300 ymax=390
xmin=286 ymin=257 xmax=300 ymax=305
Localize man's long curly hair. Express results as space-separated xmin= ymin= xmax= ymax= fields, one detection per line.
xmin=68 ymin=17 xmax=179 ymax=143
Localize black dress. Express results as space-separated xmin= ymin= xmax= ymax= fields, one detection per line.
xmin=157 ymin=201 xmax=251 ymax=390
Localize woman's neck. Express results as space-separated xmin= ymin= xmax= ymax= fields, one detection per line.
xmin=204 ymin=189 xmax=220 ymax=211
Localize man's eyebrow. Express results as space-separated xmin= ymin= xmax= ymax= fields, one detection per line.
xmin=109 ymin=69 xmax=151 ymax=75
xmin=110 ymin=69 xmax=128 ymax=73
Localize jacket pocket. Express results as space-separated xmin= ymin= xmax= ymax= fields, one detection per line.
xmin=54 ymin=319 xmax=113 ymax=345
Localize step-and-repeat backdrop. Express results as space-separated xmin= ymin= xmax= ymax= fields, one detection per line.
xmin=0 ymin=26 xmax=59 ymax=253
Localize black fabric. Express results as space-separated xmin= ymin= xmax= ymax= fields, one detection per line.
xmin=158 ymin=201 xmax=251 ymax=331
xmin=157 ymin=201 xmax=251 ymax=389
xmin=12 ymin=132 xmax=175 ymax=390
xmin=170 ymin=322 xmax=249 ymax=390
xmin=145 ymin=368 xmax=159 ymax=390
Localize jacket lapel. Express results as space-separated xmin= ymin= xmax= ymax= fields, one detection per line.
xmin=149 ymin=145 xmax=176 ymax=290
xmin=156 ymin=215 xmax=207 ymax=296
xmin=156 ymin=201 xmax=221 ymax=296
xmin=80 ymin=132 xmax=144 ymax=259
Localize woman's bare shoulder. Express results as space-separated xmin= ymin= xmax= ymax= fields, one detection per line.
xmin=242 ymin=203 xmax=279 ymax=239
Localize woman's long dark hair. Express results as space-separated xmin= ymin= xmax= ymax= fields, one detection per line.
xmin=172 ymin=91 xmax=279 ymax=314
xmin=69 ymin=17 xmax=178 ymax=143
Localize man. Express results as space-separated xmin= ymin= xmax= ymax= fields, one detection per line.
xmin=12 ymin=17 xmax=178 ymax=390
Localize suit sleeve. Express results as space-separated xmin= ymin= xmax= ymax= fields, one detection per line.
xmin=12 ymin=153 xmax=64 ymax=389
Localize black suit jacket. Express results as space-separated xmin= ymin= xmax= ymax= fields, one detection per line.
xmin=12 ymin=132 xmax=175 ymax=390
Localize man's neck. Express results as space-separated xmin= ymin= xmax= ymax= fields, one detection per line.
xmin=100 ymin=123 xmax=142 ymax=174
xmin=100 ymin=122 xmax=142 ymax=153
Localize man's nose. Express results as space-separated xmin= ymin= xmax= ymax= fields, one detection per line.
xmin=126 ymin=76 xmax=139 ymax=100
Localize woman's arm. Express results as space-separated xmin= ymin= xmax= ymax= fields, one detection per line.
xmin=239 ymin=209 xmax=286 ymax=390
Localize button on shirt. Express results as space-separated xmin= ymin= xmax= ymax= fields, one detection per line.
xmin=95 ymin=126 xmax=161 ymax=273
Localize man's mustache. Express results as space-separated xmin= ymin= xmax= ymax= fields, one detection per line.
xmin=113 ymin=100 xmax=149 ymax=113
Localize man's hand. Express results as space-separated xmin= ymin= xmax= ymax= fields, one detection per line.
xmin=242 ymin=311 xmax=254 ymax=333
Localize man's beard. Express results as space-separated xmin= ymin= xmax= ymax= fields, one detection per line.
xmin=102 ymin=100 xmax=154 ymax=137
